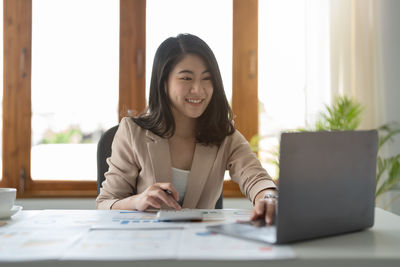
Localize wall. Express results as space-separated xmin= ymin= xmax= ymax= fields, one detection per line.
xmin=379 ymin=0 xmax=400 ymax=157
xmin=375 ymin=0 xmax=400 ymax=215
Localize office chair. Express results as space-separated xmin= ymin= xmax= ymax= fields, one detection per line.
xmin=97 ymin=125 xmax=119 ymax=195
xmin=96 ymin=124 xmax=223 ymax=209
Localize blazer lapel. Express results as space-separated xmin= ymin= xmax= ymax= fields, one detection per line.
xmin=146 ymin=131 xmax=172 ymax=184
xmin=182 ymin=144 xmax=218 ymax=208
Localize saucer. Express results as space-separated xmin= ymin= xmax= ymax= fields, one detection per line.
xmin=0 ymin=205 xmax=23 ymax=219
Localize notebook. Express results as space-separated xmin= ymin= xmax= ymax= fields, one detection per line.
xmin=207 ymin=130 xmax=378 ymax=244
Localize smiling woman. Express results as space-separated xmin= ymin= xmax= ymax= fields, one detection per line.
xmin=133 ymin=34 xmax=234 ymax=147
xmin=166 ymin=54 xmax=213 ymax=121
xmin=97 ymin=34 xmax=277 ymax=224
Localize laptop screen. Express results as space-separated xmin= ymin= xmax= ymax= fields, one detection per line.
xmin=276 ymin=130 xmax=378 ymax=243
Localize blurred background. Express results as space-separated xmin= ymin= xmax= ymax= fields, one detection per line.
xmin=1 ymin=0 xmax=399 ymax=214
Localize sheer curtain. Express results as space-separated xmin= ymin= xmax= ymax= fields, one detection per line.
xmin=330 ymin=0 xmax=400 ymax=213
xmin=329 ymin=0 xmax=383 ymax=129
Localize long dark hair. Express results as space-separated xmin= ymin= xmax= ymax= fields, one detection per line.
xmin=133 ymin=33 xmax=235 ymax=146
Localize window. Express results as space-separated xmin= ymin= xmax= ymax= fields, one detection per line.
xmin=258 ymin=0 xmax=331 ymax=178
xmin=31 ymin=0 xmax=119 ymax=181
xmin=2 ymin=0 xmax=123 ymax=196
xmin=3 ymin=0 xmax=329 ymax=198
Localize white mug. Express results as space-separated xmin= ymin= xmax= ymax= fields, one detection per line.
xmin=0 ymin=188 xmax=17 ymax=211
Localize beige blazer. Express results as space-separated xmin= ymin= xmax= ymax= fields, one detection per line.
xmin=96 ymin=117 xmax=276 ymax=209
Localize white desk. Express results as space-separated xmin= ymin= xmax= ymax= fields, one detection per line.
xmin=1 ymin=208 xmax=400 ymax=267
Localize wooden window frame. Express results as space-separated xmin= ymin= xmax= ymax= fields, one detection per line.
xmin=2 ymin=0 xmax=257 ymax=199
xmin=224 ymin=0 xmax=258 ymax=198
xmin=2 ymin=0 xmax=34 ymax=196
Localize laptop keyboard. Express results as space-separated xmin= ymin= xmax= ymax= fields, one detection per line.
xmin=156 ymin=209 xmax=203 ymax=221
xmin=207 ymin=221 xmax=277 ymax=243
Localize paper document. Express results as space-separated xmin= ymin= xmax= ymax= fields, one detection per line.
xmin=0 ymin=227 xmax=87 ymax=261
xmin=1 ymin=209 xmax=296 ymax=261
xmin=91 ymin=209 xmax=253 ymax=230
xmin=10 ymin=210 xmax=111 ymax=229
xmin=63 ymin=229 xmax=181 ymax=260
xmin=63 ymin=228 xmax=295 ymax=261
xmin=177 ymin=228 xmax=295 ymax=260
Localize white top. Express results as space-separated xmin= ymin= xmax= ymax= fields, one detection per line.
xmin=171 ymin=167 xmax=190 ymax=205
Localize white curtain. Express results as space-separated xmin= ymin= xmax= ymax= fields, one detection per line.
xmin=329 ymin=0 xmax=383 ymax=129
xmin=330 ymin=0 xmax=400 ymax=212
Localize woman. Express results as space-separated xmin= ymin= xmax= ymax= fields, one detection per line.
xmin=96 ymin=34 xmax=278 ymax=225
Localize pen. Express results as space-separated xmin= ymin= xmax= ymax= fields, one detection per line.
xmin=163 ymin=189 xmax=173 ymax=195
xmin=163 ymin=189 xmax=180 ymax=207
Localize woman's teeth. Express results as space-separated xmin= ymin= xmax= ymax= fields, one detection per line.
xmin=186 ymin=99 xmax=202 ymax=104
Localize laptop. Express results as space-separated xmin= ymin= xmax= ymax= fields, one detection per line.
xmin=207 ymin=130 xmax=378 ymax=244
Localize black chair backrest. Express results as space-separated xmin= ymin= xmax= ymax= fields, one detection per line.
xmin=96 ymin=124 xmax=223 ymax=208
xmin=215 ymin=191 xmax=223 ymax=209
xmin=97 ymin=125 xmax=119 ymax=195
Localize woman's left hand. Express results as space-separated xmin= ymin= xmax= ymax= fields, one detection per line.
xmin=250 ymin=189 xmax=278 ymax=226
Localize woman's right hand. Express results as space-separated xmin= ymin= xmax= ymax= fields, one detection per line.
xmin=112 ymin=183 xmax=182 ymax=211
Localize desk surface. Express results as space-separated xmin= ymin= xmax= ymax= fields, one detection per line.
xmin=1 ymin=208 xmax=400 ymax=267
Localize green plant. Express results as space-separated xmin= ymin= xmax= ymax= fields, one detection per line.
xmin=272 ymin=95 xmax=364 ymax=174
xmin=298 ymin=96 xmax=363 ymax=131
xmin=308 ymin=97 xmax=400 ymax=204
xmin=252 ymin=96 xmax=400 ymax=207
xmin=250 ymin=134 xmax=280 ymax=181
xmin=375 ymin=123 xmax=400 ymax=207
xmin=250 ymin=134 xmax=261 ymax=154
xmin=42 ymin=128 xmax=83 ymax=144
